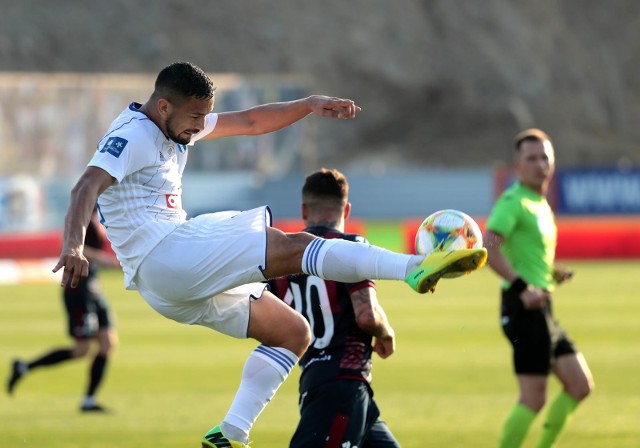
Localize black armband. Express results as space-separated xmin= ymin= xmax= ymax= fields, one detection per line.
xmin=507 ymin=277 xmax=528 ymax=295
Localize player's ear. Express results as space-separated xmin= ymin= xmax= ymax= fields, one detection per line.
xmin=157 ymin=98 xmax=170 ymax=118
xmin=344 ymin=202 xmax=351 ymax=220
xmin=301 ymin=203 xmax=308 ymax=221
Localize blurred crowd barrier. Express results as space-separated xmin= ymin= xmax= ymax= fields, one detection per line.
xmin=1 ymin=164 xmax=638 ymax=239
xmin=1 ymin=164 xmax=638 ymax=284
xmin=1 ymin=213 xmax=638 ymax=283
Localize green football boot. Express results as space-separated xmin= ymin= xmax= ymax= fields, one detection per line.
xmin=202 ymin=425 xmax=250 ymax=448
xmin=405 ymin=248 xmax=488 ymax=293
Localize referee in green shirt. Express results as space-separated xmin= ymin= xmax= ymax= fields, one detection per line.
xmin=485 ymin=129 xmax=594 ymax=448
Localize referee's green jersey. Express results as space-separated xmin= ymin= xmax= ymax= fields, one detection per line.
xmin=486 ymin=182 xmax=557 ymax=290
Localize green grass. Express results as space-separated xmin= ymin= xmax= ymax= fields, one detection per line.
xmin=1 ymin=261 xmax=639 ymax=447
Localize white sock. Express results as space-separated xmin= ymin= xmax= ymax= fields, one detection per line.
xmin=302 ymin=237 xmax=423 ymax=282
xmin=222 ymin=345 xmax=298 ymax=443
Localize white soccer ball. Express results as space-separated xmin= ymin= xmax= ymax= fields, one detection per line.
xmin=415 ymin=208 xmax=483 ymax=256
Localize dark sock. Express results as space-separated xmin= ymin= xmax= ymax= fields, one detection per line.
xmin=28 ymin=349 xmax=73 ymax=369
xmin=87 ymin=354 xmax=108 ymax=397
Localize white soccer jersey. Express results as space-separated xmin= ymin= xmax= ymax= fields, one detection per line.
xmin=88 ymin=102 xmax=218 ymax=289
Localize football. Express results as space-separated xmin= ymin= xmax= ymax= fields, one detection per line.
xmin=415 ymin=209 xmax=484 ymax=277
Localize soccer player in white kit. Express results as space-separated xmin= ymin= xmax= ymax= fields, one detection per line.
xmin=54 ymin=62 xmax=487 ymax=447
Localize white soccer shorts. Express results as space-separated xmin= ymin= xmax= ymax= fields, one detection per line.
xmin=134 ymin=206 xmax=271 ymax=339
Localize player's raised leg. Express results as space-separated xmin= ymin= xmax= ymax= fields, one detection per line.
xmin=262 ymin=227 xmax=486 ymax=294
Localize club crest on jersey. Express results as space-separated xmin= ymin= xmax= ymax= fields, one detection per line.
xmin=159 ymin=144 xmax=176 ymax=162
xmin=99 ymin=137 xmax=128 ymax=158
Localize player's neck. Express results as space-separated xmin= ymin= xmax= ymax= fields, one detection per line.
xmin=520 ymin=181 xmax=547 ymax=196
xmin=305 ymin=218 xmax=344 ymax=232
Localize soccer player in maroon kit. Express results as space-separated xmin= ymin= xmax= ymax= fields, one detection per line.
xmin=7 ymin=208 xmax=119 ymax=412
xmin=269 ymin=168 xmax=400 ymax=448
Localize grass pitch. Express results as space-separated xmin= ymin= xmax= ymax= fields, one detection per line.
xmin=1 ymin=261 xmax=639 ymax=447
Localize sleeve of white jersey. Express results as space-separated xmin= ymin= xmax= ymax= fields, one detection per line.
xmin=189 ymin=113 xmax=218 ymax=146
xmin=88 ymin=132 xmax=153 ymax=183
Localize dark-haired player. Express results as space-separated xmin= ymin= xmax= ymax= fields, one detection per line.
xmin=485 ymin=129 xmax=594 ymax=448
xmin=8 ymin=208 xmax=119 ymax=412
xmin=269 ymin=168 xmax=400 ymax=447
xmin=53 ymin=61 xmax=485 ymax=447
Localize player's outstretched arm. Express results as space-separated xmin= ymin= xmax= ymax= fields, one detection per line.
xmin=53 ymin=167 xmax=115 ymax=288
xmin=202 ymin=95 xmax=361 ymax=140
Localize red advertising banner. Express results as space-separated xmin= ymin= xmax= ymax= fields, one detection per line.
xmin=402 ymin=217 xmax=640 ymax=259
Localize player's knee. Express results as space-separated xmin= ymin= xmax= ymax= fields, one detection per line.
xmin=97 ymin=329 xmax=118 ymax=356
xmin=567 ymin=377 xmax=593 ymax=401
xmin=268 ymin=228 xmax=313 ymax=252
xmin=288 ymin=312 xmax=311 ymax=357
xmin=265 ymin=229 xmax=315 ymax=278
xmin=100 ymin=339 xmax=117 ymax=356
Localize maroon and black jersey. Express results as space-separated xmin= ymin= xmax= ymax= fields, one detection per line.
xmin=268 ymin=226 xmax=375 ymax=393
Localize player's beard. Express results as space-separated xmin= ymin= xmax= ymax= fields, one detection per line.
xmin=165 ymin=116 xmax=192 ymax=145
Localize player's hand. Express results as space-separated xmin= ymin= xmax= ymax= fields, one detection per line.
xmin=373 ymin=334 xmax=395 ymax=359
xmin=552 ymin=264 xmax=574 ymax=284
xmin=53 ymin=248 xmax=89 ymax=288
xmin=520 ymin=287 xmax=549 ymax=310
xmin=308 ymin=95 xmax=361 ymax=119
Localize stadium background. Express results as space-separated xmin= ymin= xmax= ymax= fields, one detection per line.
xmin=1 ymin=0 xmax=639 ymax=265
xmin=1 ymin=1 xmax=639 ymax=447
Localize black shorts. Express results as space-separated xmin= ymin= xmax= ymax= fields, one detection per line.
xmin=64 ymin=278 xmax=112 ymax=339
xmin=500 ymin=287 xmax=576 ymax=375
xmin=290 ymin=380 xmax=400 ymax=448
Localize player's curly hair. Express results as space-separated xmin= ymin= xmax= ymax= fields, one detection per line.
xmin=302 ymin=168 xmax=349 ymax=209
xmin=153 ymin=61 xmax=216 ymax=104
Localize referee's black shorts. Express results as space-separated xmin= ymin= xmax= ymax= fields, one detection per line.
xmin=500 ymin=287 xmax=576 ymax=375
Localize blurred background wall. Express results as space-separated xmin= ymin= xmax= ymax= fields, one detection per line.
xmin=1 ymin=0 xmax=639 ymax=230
